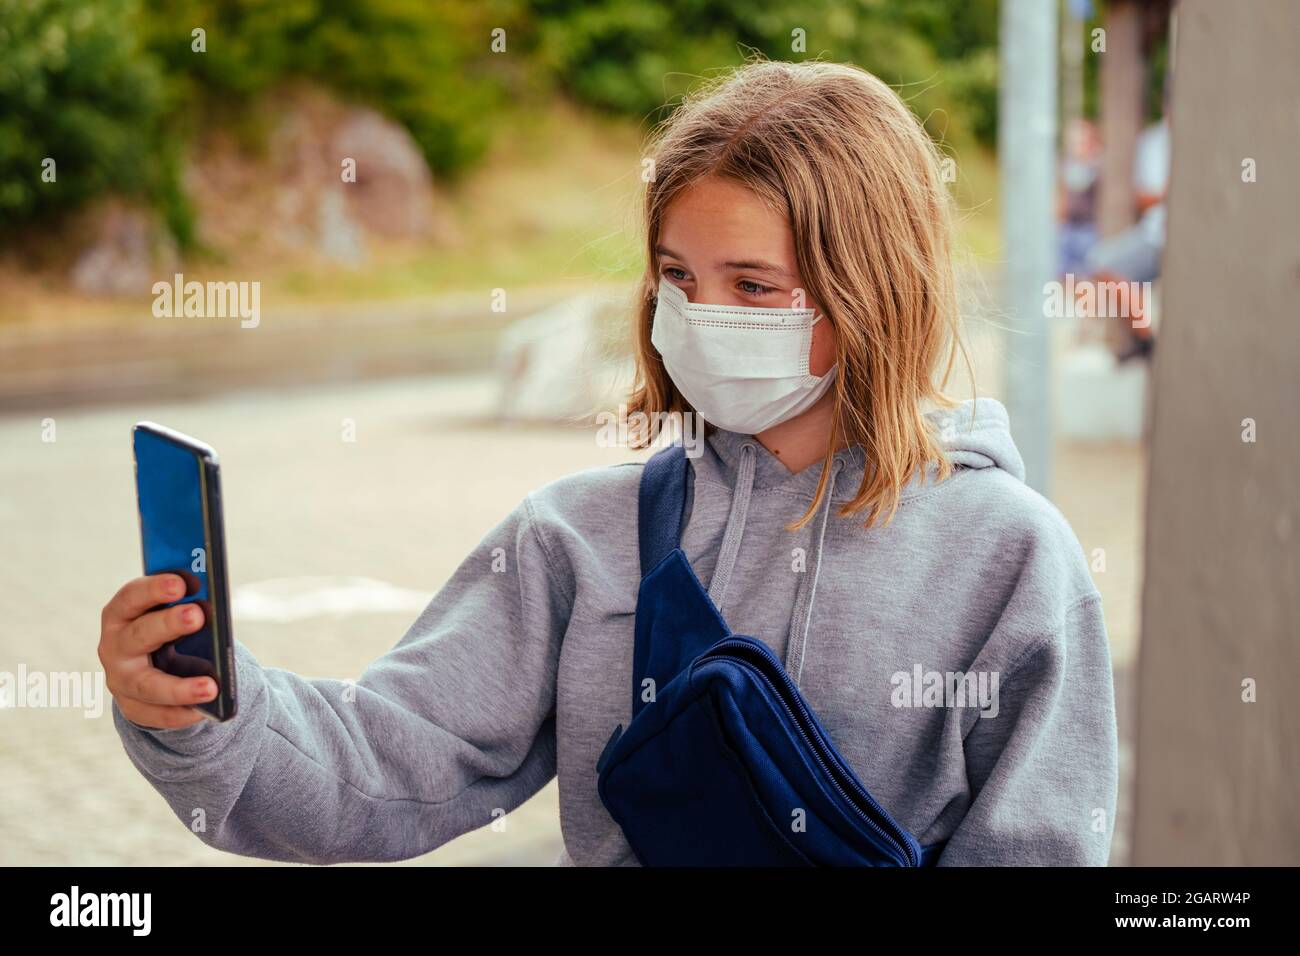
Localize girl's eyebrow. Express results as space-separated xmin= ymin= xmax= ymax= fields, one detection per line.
xmin=655 ymin=244 xmax=794 ymax=279
xmin=721 ymin=258 xmax=795 ymax=278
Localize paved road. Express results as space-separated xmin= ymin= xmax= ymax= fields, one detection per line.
xmin=0 ymin=368 xmax=1141 ymax=865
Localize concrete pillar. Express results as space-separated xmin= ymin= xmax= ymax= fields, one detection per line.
xmin=1132 ymin=0 xmax=1300 ymax=865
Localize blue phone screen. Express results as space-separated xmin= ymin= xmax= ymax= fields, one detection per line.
xmin=133 ymin=428 xmax=217 ymax=681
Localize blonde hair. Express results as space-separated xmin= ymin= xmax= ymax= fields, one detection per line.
xmin=627 ymin=58 xmax=968 ymax=529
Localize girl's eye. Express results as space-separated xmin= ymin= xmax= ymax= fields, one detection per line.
xmin=738 ymin=279 xmax=777 ymax=297
xmin=662 ymin=266 xmax=689 ymax=282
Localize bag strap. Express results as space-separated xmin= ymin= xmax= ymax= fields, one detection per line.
xmin=638 ymin=443 xmax=690 ymax=576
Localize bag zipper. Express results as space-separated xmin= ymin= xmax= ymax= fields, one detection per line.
xmin=694 ymin=635 xmax=919 ymax=866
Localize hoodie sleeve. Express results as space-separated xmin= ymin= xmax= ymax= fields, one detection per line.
xmin=111 ymin=493 xmax=570 ymax=864
xmin=935 ymin=592 xmax=1119 ymax=866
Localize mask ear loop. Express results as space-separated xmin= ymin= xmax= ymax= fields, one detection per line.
xmin=802 ymin=314 xmax=832 ymax=381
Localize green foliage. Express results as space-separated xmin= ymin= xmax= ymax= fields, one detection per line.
xmin=524 ymin=0 xmax=1000 ymax=147
xmin=0 ymin=0 xmax=169 ymax=226
xmin=0 ymin=0 xmax=1002 ymax=241
xmin=940 ymin=47 xmax=998 ymax=145
xmin=138 ymin=0 xmax=521 ymax=177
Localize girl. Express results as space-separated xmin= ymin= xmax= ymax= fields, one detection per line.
xmin=101 ymin=59 xmax=1118 ymax=866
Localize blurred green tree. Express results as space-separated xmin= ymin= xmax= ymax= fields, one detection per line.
xmin=0 ymin=0 xmax=169 ymax=228
xmin=0 ymin=0 xmax=1004 ymax=243
xmin=524 ymin=0 xmax=1000 ymax=146
xmin=140 ymin=0 xmax=516 ymax=176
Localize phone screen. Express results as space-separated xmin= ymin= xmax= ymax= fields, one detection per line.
xmin=133 ymin=427 xmax=219 ymax=685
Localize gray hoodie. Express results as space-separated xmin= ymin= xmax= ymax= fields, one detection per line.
xmin=112 ymin=397 xmax=1118 ymax=866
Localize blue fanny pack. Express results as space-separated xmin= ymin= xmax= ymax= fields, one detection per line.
xmin=596 ymin=442 xmax=945 ymax=866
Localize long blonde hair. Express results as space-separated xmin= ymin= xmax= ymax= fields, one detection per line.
xmin=627 ymin=58 xmax=967 ymax=529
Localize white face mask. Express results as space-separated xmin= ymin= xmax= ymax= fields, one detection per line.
xmin=650 ymin=276 xmax=836 ymax=434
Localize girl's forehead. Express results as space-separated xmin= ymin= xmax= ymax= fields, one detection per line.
xmin=660 ymin=178 xmax=794 ymax=264
xmin=664 ymin=175 xmax=778 ymax=219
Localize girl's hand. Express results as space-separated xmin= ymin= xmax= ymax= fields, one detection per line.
xmin=99 ymin=573 xmax=218 ymax=730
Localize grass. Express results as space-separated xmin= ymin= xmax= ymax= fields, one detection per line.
xmin=270 ymin=100 xmax=649 ymax=304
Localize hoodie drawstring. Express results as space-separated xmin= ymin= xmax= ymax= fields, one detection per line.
xmin=707 ymin=441 xmax=756 ymax=611
xmin=785 ymin=458 xmax=843 ymax=687
xmin=704 ymin=441 xmax=843 ymax=689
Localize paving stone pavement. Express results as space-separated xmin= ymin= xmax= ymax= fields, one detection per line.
xmin=0 ymin=365 xmax=1142 ymax=866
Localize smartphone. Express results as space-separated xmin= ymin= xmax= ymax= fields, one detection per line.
xmin=132 ymin=422 xmax=237 ymax=722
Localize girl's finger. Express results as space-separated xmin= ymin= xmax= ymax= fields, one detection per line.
xmin=116 ymin=699 xmax=209 ymax=731
xmin=118 ymin=602 xmax=205 ymax=659
xmin=102 ymin=574 xmax=187 ymax=632
xmin=129 ymin=669 xmax=218 ymax=708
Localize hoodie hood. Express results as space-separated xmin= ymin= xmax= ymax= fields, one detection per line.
xmin=701 ymin=396 xmax=1026 ymax=505
xmin=932 ymin=397 xmax=1025 ymax=482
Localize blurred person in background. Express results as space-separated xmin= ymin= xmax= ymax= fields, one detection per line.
xmin=1085 ymin=112 xmax=1170 ymax=362
xmin=1058 ymin=118 xmax=1103 ymax=279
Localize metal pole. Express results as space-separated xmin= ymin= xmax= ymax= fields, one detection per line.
xmin=999 ymin=0 xmax=1059 ymax=493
